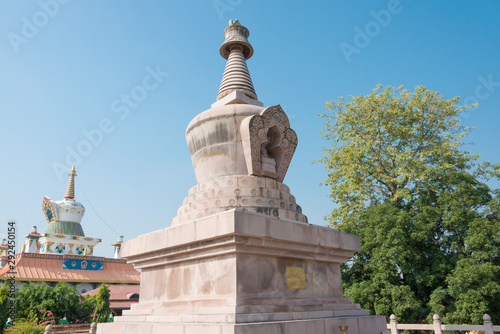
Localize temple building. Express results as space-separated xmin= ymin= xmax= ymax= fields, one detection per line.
xmin=0 ymin=167 xmax=140 ymax=293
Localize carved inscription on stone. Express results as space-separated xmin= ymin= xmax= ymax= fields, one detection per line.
xmin=240 ymin=105 xmax=298 ymax=182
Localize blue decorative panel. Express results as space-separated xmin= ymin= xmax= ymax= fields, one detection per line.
xmin=62 ymin=259 xmax=103 ymax=270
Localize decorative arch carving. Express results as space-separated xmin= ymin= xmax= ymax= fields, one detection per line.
xmin=240 ymin=105 xmax=298 ymax=182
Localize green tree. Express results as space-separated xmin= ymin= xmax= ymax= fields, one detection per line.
xmin=51 ymin=282 xmax=81 ymax=321
xmin=15 ymin=283 xmax=53 ymax=321
xmin=92 ymin=284 xmax=111 ymax=323
xmin=428 ymin=189 xmax=500 ymax=324
xmin=0 ymin=282 xmax=10 ymax=333
xmin=319 ymin=85 xmax=500 ymax=324
xmin=15 ymin=282 xmax=88 ymax=323
xmin=79 ymin=294 xmax=97 ymax=323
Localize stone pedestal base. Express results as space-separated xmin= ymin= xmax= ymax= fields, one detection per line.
xmin=98 ymin=210 xmax=386 ymax=334
xmin=99 ymin=315 xmax=387 ymax=334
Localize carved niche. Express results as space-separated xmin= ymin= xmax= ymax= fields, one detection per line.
xmin=240 ymin=105 xmax=298 ymax=182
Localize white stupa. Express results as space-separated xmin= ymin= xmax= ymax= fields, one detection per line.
xmin=99 ymin=20 xmax=387 ymax=334
xmin=37 ymin=166 xmax=101 ymax=255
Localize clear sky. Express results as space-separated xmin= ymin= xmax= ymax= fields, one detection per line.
xmin=1 ymin=1 xmax=499 ymax=259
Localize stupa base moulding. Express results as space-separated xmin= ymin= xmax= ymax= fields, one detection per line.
xmin=100 ymin=316 xmax=387 ymax=334
xmin=98 ymin=209 xmax=386 ymax=334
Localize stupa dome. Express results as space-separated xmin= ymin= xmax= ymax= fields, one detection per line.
xmin=187 ymin=103 xmax=264 ymax=184
xmin=54 ymin=199 xmax=85 ymax=224
xmin=42 ymin=166 xmax=86 ymax=236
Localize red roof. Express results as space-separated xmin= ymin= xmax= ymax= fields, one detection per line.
xmin=82 ymin=284 xmax=140 ymax=310
xmin=82 ymin=284 xmax=139 ymax=299
xmin=25 ymin=232 xmax=42 ymax=238
xmin=0 ymin=253 xmax=140 ymax=284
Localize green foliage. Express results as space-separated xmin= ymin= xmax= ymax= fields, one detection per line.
xmin=92 ymin=284 xmax=111 ymax=323
xmin=4 ymin=318 xmax=44 ymax=334
xmin=5 ymin=309 xmax=50 ymax=334
xmin=320 ymin=85 xmax=500 ymax=324
xmin=320 ymin=84 xmax=499 ymax=222
xmin=14 ymin=282 xmax=96 ymax=324
xmin=79 ymin=294 xmax=97 ymax=323
xmin=37 ymin=310 xmax=55 ymax=328
xmin=50 ymin=283 xmax=81 ymax=321
xmin=428 ymin=191 xmax=500 ymax=324
xmin=15 ymin=283 xmax=53 ymax=322
xmin=0 ymin=282 xmax=10 ymax=334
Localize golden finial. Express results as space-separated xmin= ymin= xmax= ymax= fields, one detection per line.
xmin=64 ymin=166 xmax=77 ymax=199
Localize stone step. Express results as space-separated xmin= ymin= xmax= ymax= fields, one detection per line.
xmin=116 ymin=309 xmax=371 ymax=325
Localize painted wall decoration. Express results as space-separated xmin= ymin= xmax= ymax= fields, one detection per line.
xmin=42 ymin=196 xmax=57 ymax=223
xmin=40 ymin=242 xmax=54 ymax=253
xmin=62 ymin=258 xmax=103 ymax=270
xmin=75 ymin=245 xmax=85 ymax=255
xmin=54 ymin=243 xmax=66 ymax=253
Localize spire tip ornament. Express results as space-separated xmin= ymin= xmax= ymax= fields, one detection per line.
xmin=219 ymin=19 xmax=253 ymax=60
xmin=64 ymin=166 xmax=76 ymax=200
xmin=217 ymin=20 xmax=257 ymax=101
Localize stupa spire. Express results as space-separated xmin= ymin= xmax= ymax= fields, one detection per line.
xmin=64 ymin=166 xmax=76 ymax=200
xmin=217 ymin=19 xmax=257 ymax=101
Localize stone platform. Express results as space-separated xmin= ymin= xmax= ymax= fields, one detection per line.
xmin=100 ymin=316 xmax=387 ymax=334
xmin=98 ymin=209 xmax=387 ymax=334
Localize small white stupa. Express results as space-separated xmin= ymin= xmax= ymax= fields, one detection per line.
xmin=0 ymin=167 xmax=140 ymax=294
xmin=21 ymin=226 xmax=42 ymax=253
xmin=37 ymin=166 xmax=101 ymax=255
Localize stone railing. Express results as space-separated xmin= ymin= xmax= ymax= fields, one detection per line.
xmin=43 ymin=322 xmax=96 ymax=334
xmin=384 ymin=314 xmax=500 ymax=334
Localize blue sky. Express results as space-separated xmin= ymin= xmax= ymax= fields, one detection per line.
xmin=1 ymin=1 xmax=499 ymax=258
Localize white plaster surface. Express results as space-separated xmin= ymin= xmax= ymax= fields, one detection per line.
xmin=54 ymin=199 xmax=85 ymax=223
